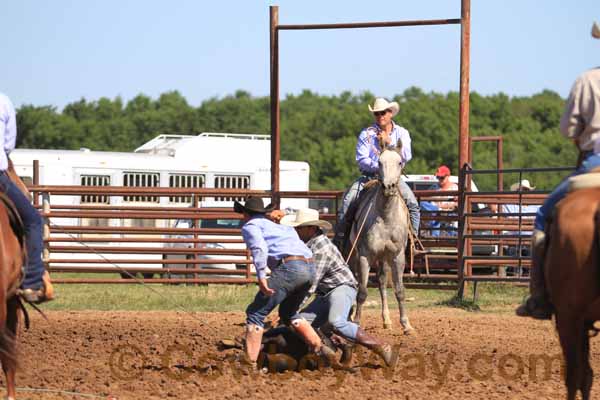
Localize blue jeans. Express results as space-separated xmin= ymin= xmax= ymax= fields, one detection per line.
xmin=339 ymin=175 xmax=420 ymax=233
xmin=246 ymin=260 xmax=315 ymax=328
xmin=0 ymin=172 xmax=45 ymax=289
xmin=534 ymin=153 xmax=600 ymax=231
xmin=299 ymin=284 xmax=359 ymax=340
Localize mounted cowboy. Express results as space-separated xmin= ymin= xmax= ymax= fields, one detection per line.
xmin=0 ymin=92 xmax=53 ymax=304
xmin=281 ymin=208 xmax=394 ymax=366
xmin=516 ymin=21 xmax=600 ymax=319
xmin=334 ymin=97 xmax=420 ymax=248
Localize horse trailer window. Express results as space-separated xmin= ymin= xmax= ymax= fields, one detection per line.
xmin=78 ymin=174 xmax=112 ymax=239
xmin=169 ymin=174 xmax=205 ymax=204
xmin=80 ymin=175 xmax=111 ymax=204
xmin=214 ymin=175 xmax=250 ymax=201
xmin=123 ymin=172 xmax=160 ymax=203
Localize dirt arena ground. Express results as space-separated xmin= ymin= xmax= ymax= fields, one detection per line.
xmin=8 ymin=309 xmax=599 ymax=399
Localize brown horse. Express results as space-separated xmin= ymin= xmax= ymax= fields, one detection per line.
xmin=545 ymin=186 xmax=600 ymax=400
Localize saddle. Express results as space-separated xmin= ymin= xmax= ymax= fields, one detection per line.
xmin=568 ymin=168 xmax=600 ymax=192
xmin=1 ymin=158 xmax=31 ymax=249
xmin=339 ymin=181 xmax=381 ymax=259
xmin=0 ymin=193 xmax=25 ymax=250
xmin=340 ymin=180 xmax=422 ymax=268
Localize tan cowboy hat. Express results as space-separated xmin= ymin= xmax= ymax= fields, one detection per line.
xmin=280 ymin=208 xmax=332 ymax=231
xmin=368 ymin=98 xmax=399 ymax=117
xmin=510 ymin=179 xmax=535 ymax=191
xmin=593 ymin=21 xmax=600 ymax=39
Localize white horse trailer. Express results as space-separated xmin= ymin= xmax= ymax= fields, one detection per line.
xmin=10 ymin=133 xmax=310 ymax=276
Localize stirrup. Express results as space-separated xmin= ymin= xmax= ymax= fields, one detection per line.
xmin=19 ymin=288 xmax=47 ymax=304
xmin=18 ymin=288 xmax=51 ymax=304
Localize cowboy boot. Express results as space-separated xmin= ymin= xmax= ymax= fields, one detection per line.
xmin=21 ymin=270 xmax=54 ymax=304
xmin=328 ymin=332 xmax=355 ymax=365
xmin=515 ymin=229 xmax=552 ymax=320
xmin=291 ymin=318 xmax=342 ymax=368
xmin=242 ymin=324 xmax=264 ymax=368
xmin=355 ymin=327 xmax=395 ymax=367
xmin=42 ymin=270 xmax=54 ymax=301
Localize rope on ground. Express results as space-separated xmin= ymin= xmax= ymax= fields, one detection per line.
xmin=46 ymin=221 xmax=213 ymax=327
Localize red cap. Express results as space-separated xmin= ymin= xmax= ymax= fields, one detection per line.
xmin=435 ymin=165 xmax=451 ymax=177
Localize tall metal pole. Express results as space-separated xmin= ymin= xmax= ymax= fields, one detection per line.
xmin=457 ymin=0 xmax=471 ymax=298
xmin=270 ymin=6 xmax=281 ymax=207
xmin=458 ymin=0 xmax=471 ymax=173
xmin=497 ymin=138 xmax=503 ymax=191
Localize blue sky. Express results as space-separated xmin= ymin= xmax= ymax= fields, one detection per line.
xmin=2 ymin=1 xmax=598 ymax=109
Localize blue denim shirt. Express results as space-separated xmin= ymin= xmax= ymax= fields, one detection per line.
xmin=241 ymin=215 xmax=312 ymax=279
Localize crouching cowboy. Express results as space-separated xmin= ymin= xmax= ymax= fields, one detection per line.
xmin=334 ymin=97 xmax=420 ymax=249
xmin=234 ymin=197 xmax=336 ymax=368
xmin=281 ymin=208 xmax=395 ymax=367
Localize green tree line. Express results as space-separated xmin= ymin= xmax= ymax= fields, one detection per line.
xmin=15 ymin=88 xmax=576 ymax=191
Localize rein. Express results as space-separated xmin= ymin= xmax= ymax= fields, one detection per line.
xmin=344 ymin=178 xmax=420 ymax=273
xmin=344 ymin=200 xmax=374 ymax=265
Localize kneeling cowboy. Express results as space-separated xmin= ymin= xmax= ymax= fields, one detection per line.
xmin=235 ymin=197 xmax=336 ymax=367
xmin=281 ymin=208 xmax=395 ymax=367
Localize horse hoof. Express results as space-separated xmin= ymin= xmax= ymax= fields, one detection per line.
xmin=403 ymin=327 xmax=415 ymax=336
xmin=383 ymin=323 xmax=393 ymax=330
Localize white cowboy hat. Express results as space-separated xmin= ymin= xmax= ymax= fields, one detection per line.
xmin=368 ymin=98 xmax=399 ymax=117
xmin=280 ymin=208 xmax=332 ymax=231
xmin=510 ymin=179 xmax=536 ymax=191
xmin=593 ymin=21 xmax=600 ymax=39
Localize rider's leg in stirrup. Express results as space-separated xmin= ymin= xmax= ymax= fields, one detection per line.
xmin=0 ymin=172 xmax=54 ymax=304
xmin=398 ymin=179 xmax=420 ymax=236
xmin=334 ymin=177 xmax=367 ymax=247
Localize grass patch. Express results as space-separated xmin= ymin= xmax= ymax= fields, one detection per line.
xmin=45 ymin=282 xmax=257 ymax=312
xmin=363 ymin=282 xmax=527 ymax=313
xmin=42 ymin=273 xmax=529 ymax=313
xmin=436 ymin=296 xmax=481 ymax=311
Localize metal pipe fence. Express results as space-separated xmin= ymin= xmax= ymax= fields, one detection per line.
xmin=26 ymin=171 xmax=568 ymax=293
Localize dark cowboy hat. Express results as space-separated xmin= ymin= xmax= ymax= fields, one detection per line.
xmin=233 ymin=196 xmax=276 ymax=214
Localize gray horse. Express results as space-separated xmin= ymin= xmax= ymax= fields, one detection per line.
xmin=346 ymin=145 xmax=414 ymax=334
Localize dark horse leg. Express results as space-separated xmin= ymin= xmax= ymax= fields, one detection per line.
xmin=0 ymin=297 xmax=18 ymax=400
xmin=581 ymin=323 xmax=593 ymax=400
xmin=557 ymin=315 xmax=589 ymax=400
